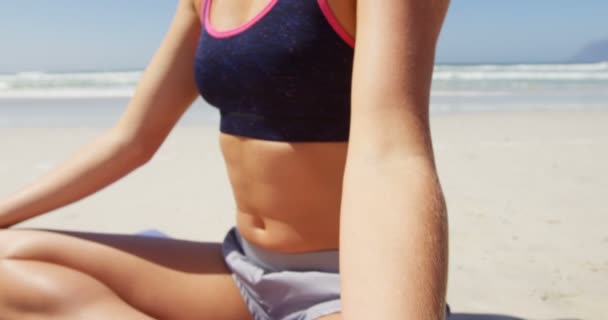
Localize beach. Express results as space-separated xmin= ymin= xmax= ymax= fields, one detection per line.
xmin=1 ymin=62 xmax=608 ymax=319
xmin=432 ymin=111 xmax=608 ymax=319
xmin=1 ymin=108 xmax=606 ymax=319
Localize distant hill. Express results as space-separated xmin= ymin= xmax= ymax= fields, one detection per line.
xmin=570 ymin=38 xmax=608 ymax=63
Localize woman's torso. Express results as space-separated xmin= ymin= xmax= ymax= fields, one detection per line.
xmin=194 ymin=0 xmax=357 ymax=253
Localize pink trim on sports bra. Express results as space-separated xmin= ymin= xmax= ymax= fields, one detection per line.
xmin=317 ymin=0 xmax=355 ymax=47
xmin=204 ymin=0 xmax=279 ymax=38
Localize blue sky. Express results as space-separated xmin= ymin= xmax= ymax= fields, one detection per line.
xmin=0 ymin=0 xmax=607 ymax=72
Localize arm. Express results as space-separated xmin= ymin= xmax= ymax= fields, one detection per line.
xmin=0 ymin=0 xmax=202 ymax=228
xmin=340 ymin=0 xmax=450 ymax=319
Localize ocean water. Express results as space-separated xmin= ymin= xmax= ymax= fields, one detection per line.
xmin=431 ymin=62 xmax=608 ymax=113
xmin=1 ymin=62 xmax=607 ymax=127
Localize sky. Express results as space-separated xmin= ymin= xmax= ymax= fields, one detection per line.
xmin=0 ymin=0 xmax=607 ymax=73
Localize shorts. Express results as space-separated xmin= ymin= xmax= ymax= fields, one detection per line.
xmin=222 ymin=227 xmax=341 ymax=320
xmin=221 ymin=227 xmax=451 ymax=320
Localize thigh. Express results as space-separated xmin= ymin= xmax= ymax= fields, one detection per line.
xmin=0 ymin=259 xmax=156 ymax=320
xmin=0 ymin=228 xmax=252 ymax=320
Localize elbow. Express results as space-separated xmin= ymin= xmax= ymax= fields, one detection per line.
xmin=107 ymin=128 xmax=157 ymax=166
xmin=127 ymin=138 xmax=157 ymax=166
xmin=130 ymin=141 xmax=156 ymax=166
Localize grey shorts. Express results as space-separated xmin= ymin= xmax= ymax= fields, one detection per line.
xmin=221 ymin=227 xmax=341 ymax=320
xmin=221 ymin=227 xmax=451 ymax=320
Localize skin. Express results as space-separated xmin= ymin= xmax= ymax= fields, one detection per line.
xmin=0 ymin=0 xmax=449 ymax=319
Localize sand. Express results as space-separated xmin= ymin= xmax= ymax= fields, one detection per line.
xmin=1 ymin=111 xmax=606 ymax=319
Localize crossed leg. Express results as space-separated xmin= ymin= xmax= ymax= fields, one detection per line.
xmin=0 ymin=228 xmax=253 ymax=320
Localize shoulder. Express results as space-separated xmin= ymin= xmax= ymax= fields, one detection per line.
xmin=348 ymin=0 xmax=450 ymax=151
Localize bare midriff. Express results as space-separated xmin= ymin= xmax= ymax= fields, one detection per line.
xmin=219 ymin=133 xmax=348 ymax=253
xmin=200 ymin=0 xmax=356 ymax=253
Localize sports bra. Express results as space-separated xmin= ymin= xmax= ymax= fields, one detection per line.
xmin=194 ymin=0 xmax=355 ymax=142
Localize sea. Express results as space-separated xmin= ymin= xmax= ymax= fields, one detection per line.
xmin=1 ymin=62 xmax=607 ymax=127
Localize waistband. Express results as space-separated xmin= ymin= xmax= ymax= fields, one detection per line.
xmin=233 ymin=228 xmax=339 ymax=273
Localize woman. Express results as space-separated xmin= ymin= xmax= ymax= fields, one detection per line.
xmin=0 ymin=0 xmax=450 ymax=319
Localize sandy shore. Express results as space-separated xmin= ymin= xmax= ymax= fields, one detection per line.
xmin=1 ymin=111 xmax=606 ymax=319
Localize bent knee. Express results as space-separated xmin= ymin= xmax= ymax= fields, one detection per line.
xmin=0 ymin=229 xmax=64 ymax=260
xmin=0 ymin=259 xmax=74 ymax=315
xmin=0 ymin=259 xmax=113 ymax=316
xmin=0 ymin=229 xmax=34 ymax=259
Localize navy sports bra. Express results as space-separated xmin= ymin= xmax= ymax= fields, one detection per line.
xmin=194 ymin=0 xmax=355 ymax=142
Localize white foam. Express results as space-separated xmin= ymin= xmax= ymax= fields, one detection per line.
xmin=2 ymin=63 xmax=608 ymax=99
xmin=431 ymin=90 xmax=510 ymax=97
xmin=0 ymin=88 xmax=134 ymax=99
xmin=433 ymin=71 xmax=608 ymax=81
xmin=434 ymin=61 xmax=608 ymax=72
xmin=432 ymin=62 xmax=608 ymax=81
xmin=0 ymin=70 xmax=140 ymax=98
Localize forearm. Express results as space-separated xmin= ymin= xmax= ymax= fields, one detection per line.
xmin=0 ymin=129 xmax=150 ymax=227
xmin=340 ymin=155 xmax=449 ymax=320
